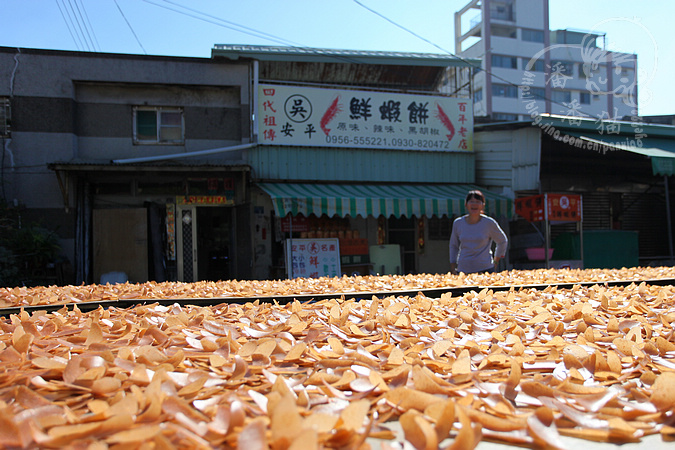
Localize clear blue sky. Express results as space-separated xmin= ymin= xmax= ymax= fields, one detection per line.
xmin=1 ymin=0 xmax=671 ymax=116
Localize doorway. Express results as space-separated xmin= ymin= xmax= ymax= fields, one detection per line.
xmin=387 ymin=216 xmax=416 ymax=274
xmin=92 ymin=208 xmax=148 ymax=283
xmin=177 ymin=205 xmax=233 ymax=282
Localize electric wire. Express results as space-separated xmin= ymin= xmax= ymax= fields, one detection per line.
xmin=351 ymin=0 xmax=618 ymax=120
xmin=151 ymin=0 xmax=609 ymax=119
xmin=65 ymin=0 xmax=92 ymax=51
xmin=69 ymin=0 xmax=95 ymax=51
xmin=114 ymin=0 xmax=147 ymax=54
xmin=56 ymin=0 xmax=628 ymax=119
xmin=149 ymin=0 xmax=305 ymax=48
xmin=55 ymin=0 xmax=84 ymax=51
xmin=141 ymin=0 xmax=369 ymax=65
xmin=76 ymin=0 xmax=101 ymax=52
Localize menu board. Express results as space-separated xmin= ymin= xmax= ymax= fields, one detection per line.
xmin=285 ymin=238 xmax=341 ymax=278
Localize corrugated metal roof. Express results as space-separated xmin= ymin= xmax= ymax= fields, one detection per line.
xmin=212 ymin=44 xmax=479 ymax=67
xmin=476 ymin=114 xmax=675 ymax=138
xmin=212 ymin=45 xmax=478 ymax=91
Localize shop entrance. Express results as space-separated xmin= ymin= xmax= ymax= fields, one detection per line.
xmin=387 ymin=216 xmax=417 ymax=274
xmin=177 ymin=205 xmax=233 ymax=282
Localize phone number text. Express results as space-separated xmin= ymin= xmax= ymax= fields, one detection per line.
xmin=325 ymin=135 xmax=451 ymax=150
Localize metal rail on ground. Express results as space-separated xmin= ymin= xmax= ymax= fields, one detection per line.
xmin=2 ymin=277 xmax=674 ymax=318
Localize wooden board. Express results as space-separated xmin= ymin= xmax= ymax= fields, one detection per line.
xmin=93 ymin=208 xmax=148 ymax=283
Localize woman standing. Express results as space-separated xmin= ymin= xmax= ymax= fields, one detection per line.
xmin=449 ymin=190 xmax=508 ymax=274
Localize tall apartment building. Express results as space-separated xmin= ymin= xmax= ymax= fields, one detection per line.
xmin=455 ymin=0 xmax=638 ymax=121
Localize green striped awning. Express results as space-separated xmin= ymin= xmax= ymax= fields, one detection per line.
xmin=257 ymin=183 xmax=514 ymax=219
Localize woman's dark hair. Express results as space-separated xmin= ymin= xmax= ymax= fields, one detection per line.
xmin=465 ymin=190 xmax=485 ymax=204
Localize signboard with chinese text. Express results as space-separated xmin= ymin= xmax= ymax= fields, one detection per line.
xmin=546 ymin=194 xmax=582 ymax=222
xmin=258 ymin=84 xmax=473 ymax=152
xmin=516 ymin=194 xmax=582 ymax=222
xmin=280 ymin=215 xmax=309 ymax=233
xmin=285 ymin=238 xmax=341 ymax=278
xmin=176 ymin=195 xmax=234 ymax=206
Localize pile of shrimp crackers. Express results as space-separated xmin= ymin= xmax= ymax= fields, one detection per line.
xmin=1 ymin=267 xmax=675 ymax=448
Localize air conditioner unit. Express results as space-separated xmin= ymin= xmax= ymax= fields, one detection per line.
xmin=0 ymin=98 xmax=10 ymax=137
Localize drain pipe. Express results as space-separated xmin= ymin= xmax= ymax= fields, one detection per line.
xmin=111 ymin=143 xmax=256 ymax=164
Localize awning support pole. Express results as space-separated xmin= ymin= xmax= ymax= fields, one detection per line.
xmin=54 ymin=170 xmax=70 ymax=213
xmin=288 ymin=215 xmax=293 ymax=278
xmin=665 ymin=175 xmax=674 ymax=264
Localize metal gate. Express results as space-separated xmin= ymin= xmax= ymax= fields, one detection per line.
xmin=177 ymin=205 xmax=198 ymax=282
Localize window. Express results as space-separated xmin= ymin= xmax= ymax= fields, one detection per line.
xmin=493 ymin=112 xmax=518 ymax=121
xmin=474 ymin=88 xmax=483 ymax=103
xmin=491 ymin=2 xmax=514 ymax=21
xmin=522 ymin=28 xmax=544 ymax=43
xmin=552 ymin=90 xmax=572 ymax=103
xmin=428 ymin=216 xmax=452 ymax=240
xmin=580 ymin=63 xmax=591 ymax=78
xmin=492 ymin=83 xmax=518 ymax=98
xmin=491 ymin=25 xmax=517 ymax=38
xmin=522 ymin=87 xmax=546 ymax=100
xmin=523 ymin=58 xmax=545 ymax=72
xmin=0 ymin=97 xmax=9 ymax=137
xmin=579 ymin=92 xmax=591 ymax=104
xmin=133 ymin=106 xmax=184 ymax=144
xmin=492 ymin=54 xmax=518 ymax=69
xmin=550 ymin=60 xmax=574 ymax=76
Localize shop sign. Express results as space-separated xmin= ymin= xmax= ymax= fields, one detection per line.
xmin=547 ymin=194 xmax=581 ymax=221
xmin=176 ymin=195 xmax=234 ymax=206
xmin=516 ymin=194 xmax=582 ymax=222
xmin=285 ymin=238 xmax=341 ymax=278
xmin=258 ymin=84 xmax=472 ymax=152
xmin=280 ymin=215 xmax=309 ymax=233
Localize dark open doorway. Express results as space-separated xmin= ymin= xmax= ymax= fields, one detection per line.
xmin=197 ymin=207 xmax=233 ymax=281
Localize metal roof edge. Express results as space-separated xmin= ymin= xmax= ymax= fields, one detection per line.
xmin=211 ymin=44 xmax=480 ymax=68
xmin=475 ymin=114 xmax=675 ymax=138
xmin=48 ymin=162 xmax=251 ymax=172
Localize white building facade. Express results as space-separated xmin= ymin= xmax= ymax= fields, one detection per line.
xmin=455 ymin=0 xmax=638 ymax=121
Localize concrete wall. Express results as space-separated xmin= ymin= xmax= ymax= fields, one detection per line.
xmin=1 ymin=47 xmax=250 ymax=208
xmin=0 ymin=47 xmax=251 ymax=280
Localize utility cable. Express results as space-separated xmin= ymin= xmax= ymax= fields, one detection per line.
xmin=77 ymin=0 xmax=101 ymax=52
xmin=151 ymin=0 xmax=304 ymax=48
xmin=352 ymin=0 xmax=620 ymax=119
xmin=55 ymin=0 xmax=84 ymax=51
xmin=65 ymin=0 xmax=92 ymax=51
xmin=142 ymin=0 xmax=367 ymax=65
xmin=114 ymin=0 xmax=147 ymax=54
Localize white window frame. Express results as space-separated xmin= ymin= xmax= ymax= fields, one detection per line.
xmin=492 ymin=83 xmax=518 ymax=98
xmin=473 ymin=88 xmax=483 ymax=103
xmin=521 ymin=28 xmax=544 ymax=43
xmin=552 ymin=90 xmax=572 ymax=104
xmin=133 ymin=106 xmax=184 ymax=145
xmin=550 ymin=60 xmax=574 ymax=77
xmin=491 ymin=54 xmax=518 ymax=69
xmin=523 ymin=58 xmax=545 ymax=73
